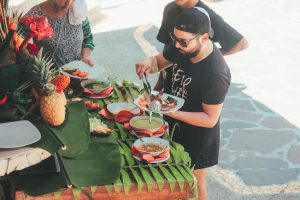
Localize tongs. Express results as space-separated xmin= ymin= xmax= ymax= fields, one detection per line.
xmin=142 ymin=73 xmax=153 ymax=123
xmin=142 ymin=72 xmax=152 ymax=94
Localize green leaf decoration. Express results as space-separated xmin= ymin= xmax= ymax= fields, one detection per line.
xmin=168 ymin=165 xmax=185 ymax=192
xmin=105 ymin=184 xmax=113 ymax=196
xmin=182 ymin=152 xmax=192 ymax=166
xmin=115 ymin=122 xmax=127 ymax=139
xmin=110 ymin=130 xmax=119 ymax=139
xmin=129 ymin=167 xmax=144 ymax=192
xmin=170 ymin=141 xmax=185 ymax=163
xmin=123 ymin=79 xmax=139 ymax=99
xmin=121 ymin=169 xmax=132 ymax=195
xmin=158 ymin=165 xmax=176 ymax=192
xmin=138 ymin=164 xmax=154 ymax=192
xmin=97 ymin=100 xmax=104 ymax=109
xmin=118 ymin=141 xmax=135 ymax=166
xmin=169 ymin=146 xmax=180 ymax=164
xmin=44 ymin=193 xmax=50 ymax=200
xmin=113 ymin=178 xmax=123 ymax=194
xmin=148 ymin=165 xmax=164 ymax=191
xmin=176 ymin=165 xmax=194 ymax=189
xmin=53 ymin=191 xmax=62 ymax=200
xmin=72 ymin=188 xmax=81 ymax=200
xmin=103 ymin=98 xmax=111 ymax=105
xmin=119 ymin=148 xmax=126 ymax=167
xmin=90 ymin=186 xmax=97 ymax=195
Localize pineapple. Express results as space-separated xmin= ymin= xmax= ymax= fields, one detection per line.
xmin=24 ymin=48 xmax=69 ymax=126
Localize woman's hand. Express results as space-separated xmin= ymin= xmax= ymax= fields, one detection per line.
xmin=80 ymin=48 xmax=94 ymax=66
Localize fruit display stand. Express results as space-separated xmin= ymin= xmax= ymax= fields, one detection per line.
xmin=12 ymin=79 xmax=197 ymax=200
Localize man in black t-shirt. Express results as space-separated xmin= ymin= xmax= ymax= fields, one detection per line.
xmin=154 ymin=0 xmax=247 ymax=90
xmin=135 ymin=8 xmax=231 ymax=200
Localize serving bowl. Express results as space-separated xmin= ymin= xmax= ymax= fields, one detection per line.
xmin=129 ymin=116 xmax=163 ymax=133
xmin=81 ymin=79 xmax=111 ymax=94
xmin=107 ymin=102 xmax=140 ymax=116
xmin=133 ymin=137 xmax=169 ymax=156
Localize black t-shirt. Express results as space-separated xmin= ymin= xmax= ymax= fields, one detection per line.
xmin=162 ymin=43 xmax=231 ymax=169
xmin=157 ymin=0 xmax=243 ymax=51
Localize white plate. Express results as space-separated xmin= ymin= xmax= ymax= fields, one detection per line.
xmin=134 ymin=91 xmax=185 ymax=114
xmin=0 ymin=120 xmax=41 ymax=148
xmin=129 ymin=130 xmax=164 ymax=138
xmin=133 ymin=154 xmax=170 ymax=164
xmin=59 ymin=60 xmax=106 ymax=79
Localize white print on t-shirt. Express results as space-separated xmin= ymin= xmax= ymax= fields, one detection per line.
xmin=171 ymin=64 xmax=191 ymax=99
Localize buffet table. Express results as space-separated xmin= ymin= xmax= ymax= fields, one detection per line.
xmin=2 ymin=79 xmax=196 ymax=200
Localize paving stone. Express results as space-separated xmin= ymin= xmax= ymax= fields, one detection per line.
xmin=252 ymin=101 xmax=275 ymax=113
xmin=227 ymin=83 xmax=247 ymax=97
xmin=220 ymin=138 xmax=227 ymax=148
xmin=288 ymin=145 xmax=300 ymax=165
xmin=221 ymin=129 xmax=232 ymax=139
xmin=228 ymin=129 xmax=295 ymax=154
xmin=221 ymin=120 xmax=258 ymax=130
xmin=219 ymin=149 xmax=231 ymax=162
xmin=221 ymin=109 xmax=262 ymax=123
xmin=233 ymin=156 xmax=288 ymax=170
xmin=224 ymin=98 xmax=257 ymax=111
xmin=237 ymin=169 xmax=298 ymax=186
xmin=260 ymin=116 xmax=298 ymax=129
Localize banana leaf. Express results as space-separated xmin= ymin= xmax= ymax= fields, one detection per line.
xmin=59 ymin=135 xmax=121 ymax=187
xmin=0 ymin=62 xmax=26 ymax=96
xmin=48 ymin=101 xmax=90 ymax=156
xmin=120 ymin=169 xmax=132 ymax=195
xmin=137 ymin=165 xmax=153 ymax=192
xmin=148 ymin=165 xmax=164 ymax=191
xmin=168 ymin=165 xmax=185 ymax=192
xmin=158 ymin=165 xmax=176 ymax=192
xmin=128 ymin=167 xmax=144 ymax=192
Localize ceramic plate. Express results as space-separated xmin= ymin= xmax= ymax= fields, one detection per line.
xmin=134 ymin=91 xmax=185 ymax=114
xmin=59 ymin=60 xmax=106 ymax=79
xmin=133 ymin=154 xmax=170 ymax=164
xmin=0 ymin=120 xmax=41 ymax=148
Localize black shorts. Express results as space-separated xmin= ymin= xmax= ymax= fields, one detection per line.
xmin=169 ymin=119 xmax=220 ymax=169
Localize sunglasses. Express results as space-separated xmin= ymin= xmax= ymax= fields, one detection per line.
xmin=169 ymin=32 xmax=201 ymax=47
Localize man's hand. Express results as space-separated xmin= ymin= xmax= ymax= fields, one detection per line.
xmin=135 ymin=57 xmax=153 ymax=79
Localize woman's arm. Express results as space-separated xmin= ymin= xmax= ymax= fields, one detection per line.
xmin=81 ymin=19 xmax=95 ymax=66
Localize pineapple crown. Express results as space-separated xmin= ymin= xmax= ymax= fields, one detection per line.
xmin=18 ymin=47 xmax=59 ymax=94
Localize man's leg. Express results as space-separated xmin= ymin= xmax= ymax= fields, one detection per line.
xmin=193 ymin=168 xmax=208 ymax=200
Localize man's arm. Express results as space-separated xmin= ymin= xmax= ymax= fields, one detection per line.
xmin=220 ymin=37 xmax=249 ymax=56
xmin=165 ymin=103 xmax=223 ymax=128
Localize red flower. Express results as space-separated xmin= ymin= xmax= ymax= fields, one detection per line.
xmin=20 ymin=16 xmax=54 ymax=40
xmin=26 ymin=43 xmax=39 ymax=55
xmin=0 ymin=95 xmax=7 ymax=106
xmin=19 ymin=16 xmax=55 ymax=50
xmin=8 ymin=23 xmax=17 ymax=31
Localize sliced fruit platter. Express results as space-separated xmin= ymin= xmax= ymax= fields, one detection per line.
xmin=89 ymin=117 xmax=112 ymax=136
xmin=134 ymin=91 xmax=185 ymax=113
xmin=59 ymin=60 xmax=105 ymax=79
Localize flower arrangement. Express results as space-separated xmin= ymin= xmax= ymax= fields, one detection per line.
xmin=0 ymin=1 xmax=69 ymax=126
